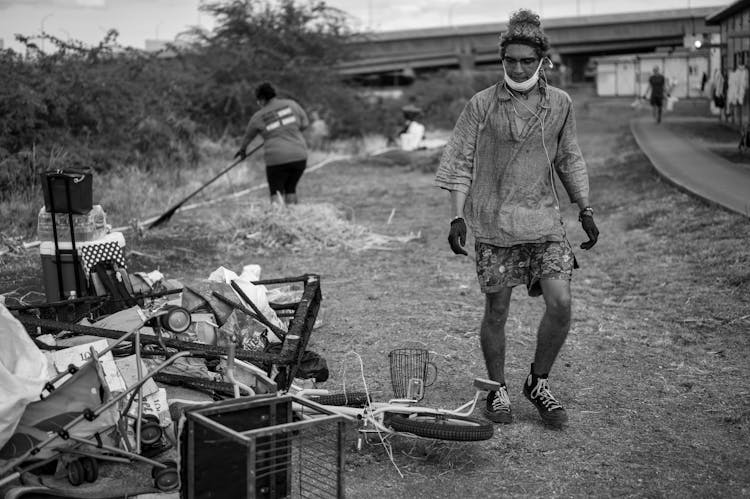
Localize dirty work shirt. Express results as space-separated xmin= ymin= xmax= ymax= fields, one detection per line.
xmin=434 ymin=82 xmax=589 ymax=246
xmin=245 ymin=98 xmax=309 ymax=166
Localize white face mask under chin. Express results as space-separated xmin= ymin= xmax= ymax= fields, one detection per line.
xmin=503 ymin=60 xmax=543 ymax=93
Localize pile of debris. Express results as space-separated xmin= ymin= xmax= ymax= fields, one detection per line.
xmin=230 ymin=202 xmax=422 ymax=252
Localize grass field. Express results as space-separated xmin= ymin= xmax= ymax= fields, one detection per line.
xmin=1 ymin=86 xmax=749 ymax=497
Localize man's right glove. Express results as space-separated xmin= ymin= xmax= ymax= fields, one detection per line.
xmin=448 ymin=217 xmax=468 ymax=256
xmin=579 ymin=207 xmax=599 ymax=250
xmin=234 ymin=148 xmax=247 ymax=161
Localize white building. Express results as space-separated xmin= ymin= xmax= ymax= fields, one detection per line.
xmin=594 ymin=48 xmax=715 ymax=99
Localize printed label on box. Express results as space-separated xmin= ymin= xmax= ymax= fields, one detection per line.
xmin=46 ymin=339 xmax=127 ymax=393
xmin=127 ymin=388 xmax=170 ymax=426
xmin=114 ymin=355 xmax=159 ymax=397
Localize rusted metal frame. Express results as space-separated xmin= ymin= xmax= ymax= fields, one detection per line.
xmin=282 ymin=274 xmax=322 ymax=388
xmin=17 ymin=315 xmax=286 ymax=364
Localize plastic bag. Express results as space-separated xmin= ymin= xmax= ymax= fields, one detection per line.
xmin=665 ymin=95 xmax=679 ymax=112
xmin=0 ymin=304 xmax=49 ymax=449
xmin=207 ymin=266 xmax=286 ymax=342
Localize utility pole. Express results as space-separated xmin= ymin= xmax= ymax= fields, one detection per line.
xmin=40 ymin=13 xmax=53 ymax=52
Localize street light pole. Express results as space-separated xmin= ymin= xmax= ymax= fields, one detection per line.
xmin=40 ymin=13 xmax=53 ymax=52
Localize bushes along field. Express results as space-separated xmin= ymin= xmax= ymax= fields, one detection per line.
xmin=0 ymin=0 xmax=512 ymax=239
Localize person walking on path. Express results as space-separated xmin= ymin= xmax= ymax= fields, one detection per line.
xmin=644 ymin=66 xmax=667 ymax=124
xmin=434 ymin=9 xmax=599 ymax=428
xmin=236 ymin=82 xmax=310 ymax=204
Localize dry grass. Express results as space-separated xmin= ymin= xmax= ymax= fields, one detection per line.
xmin=142 ymin=201 xmax=421 ymax=255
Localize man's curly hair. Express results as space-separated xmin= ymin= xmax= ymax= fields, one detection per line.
xmin=499 ymin=9 xmax=550 ymax=59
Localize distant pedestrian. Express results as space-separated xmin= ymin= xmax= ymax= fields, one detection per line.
xmin=644 ymin=66 xmax=666 ymax=123
xmin=305 ymin=110 xmax=330 ymax=151
xmin=398 ymin=104 xmax=425 ymax=151
xmin=235 ymin=82 xmax=310 ymax=204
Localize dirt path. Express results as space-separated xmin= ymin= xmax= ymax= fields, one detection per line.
xmin=2 ymin=90 xmax=749 ymax=497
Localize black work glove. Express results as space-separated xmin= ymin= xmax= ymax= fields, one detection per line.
xmin=234 ymin=148 xmax=247 ymax=161
xmin=448 ymin=217 xmax=468 ymax=256
xmin=579 ymin=210 xmax=599 ymax=250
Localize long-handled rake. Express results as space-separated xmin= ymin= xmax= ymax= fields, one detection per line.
xmin=147 ymin=143 xmax=262 ymax=230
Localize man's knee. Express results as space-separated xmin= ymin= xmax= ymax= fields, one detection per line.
xmin=545 ymin=293 xmax=571 ymax=321
xmin=484 ymin=291 xmax=512 ymax=324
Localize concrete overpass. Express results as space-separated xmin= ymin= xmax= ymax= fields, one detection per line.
xmin=339 ymin=7 xmax=721 ymax=83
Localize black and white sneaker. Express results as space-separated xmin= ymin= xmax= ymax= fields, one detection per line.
xmin=523 ymin=374 xmax=568 ymax=428
xmin=483 ymin=385 xmax=513 ymax=424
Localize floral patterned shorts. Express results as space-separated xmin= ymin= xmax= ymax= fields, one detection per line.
xmin=475 ymin=240 xmax=576 ymax=297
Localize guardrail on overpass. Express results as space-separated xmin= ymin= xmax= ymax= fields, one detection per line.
xmin=339 ymin=7 xmax=720 ymax=78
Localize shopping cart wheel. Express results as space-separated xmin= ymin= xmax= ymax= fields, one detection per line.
xmin=79 ymin=456 xmax=99 ymax=483
xmin=67 ymin=459 xmax=84 ymax=486
xmin=152 ymin=459 xmax=177 ymax=478
xmin=139 ymin=415 xmax=163 ymax=446
xmin=154 ymin=463 xmax=179 ymax=492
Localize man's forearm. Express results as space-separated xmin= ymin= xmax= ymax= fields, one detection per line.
xmin=450 ymin=190 xmax=467 ymax=220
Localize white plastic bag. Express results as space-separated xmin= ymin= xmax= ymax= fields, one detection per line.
xmin=207 ymin=266 xmax=287 ymax=342
xmin=0 ymin=304 xmax=49 ymax=449
xmin=665 ymin=95 xmax=679 ymax=112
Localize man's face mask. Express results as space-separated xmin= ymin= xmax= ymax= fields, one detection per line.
xmin=502 ymin=44 xmax=545 ymax=92
xmin=503 ymin=58 xmax=543 ymax=92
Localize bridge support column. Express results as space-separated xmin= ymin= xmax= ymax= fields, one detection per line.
xmin=458 ymin=51 xmax=476 ymax=72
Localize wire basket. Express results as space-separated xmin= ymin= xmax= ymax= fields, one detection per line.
xmin=388 ymin=348 xmax=437 ymax=401
xmin=181 ymin=395 xmax=347 ymax=498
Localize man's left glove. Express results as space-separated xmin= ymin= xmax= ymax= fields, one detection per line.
xmin=234 ymin=148 xmax=247 ymax=161
xmin=448 ymin=217 xmax=468 ymax=256
xmin=579 ymin=208 xmax=599 ymax=250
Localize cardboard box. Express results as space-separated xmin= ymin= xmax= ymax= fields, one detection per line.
xmin=44 ymin=339 xmax=127 ymax=393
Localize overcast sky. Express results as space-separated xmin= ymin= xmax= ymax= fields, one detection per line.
xmin=0 ymin=0 xmax=727 ymax=52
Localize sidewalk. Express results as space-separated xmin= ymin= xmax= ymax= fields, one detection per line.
xmin=630 ymin=116 xmax=750 ymax=217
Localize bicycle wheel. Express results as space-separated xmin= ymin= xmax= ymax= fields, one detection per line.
xmin=387 ymin=413 xmax=494 ymax=441
xmin=306 ymin=391 xmax=369 ymax=407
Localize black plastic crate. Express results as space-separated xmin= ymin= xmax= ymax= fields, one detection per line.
xmin=41 ymin=169 xmax=93 ymax=214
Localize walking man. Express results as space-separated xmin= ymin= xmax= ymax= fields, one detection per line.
xmin=434 ymin=9 xmax=599 ymax=428
xmin=645 ymin=66 xmax=667 ymax=123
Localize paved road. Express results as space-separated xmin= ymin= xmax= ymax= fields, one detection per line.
xmin=630 ymin=116 xmax=750 ymax=217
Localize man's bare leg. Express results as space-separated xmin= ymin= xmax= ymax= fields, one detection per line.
xmin=480 ymin=288 xmax=514 ymax=423
xmin=480 ymin=288 xmax=513 ymax=384
xmin=285 ymin=193 xmax=298 ymax=205
xmin=533 ymin=278 xmax=571 ymax=374
xmin=524 ymin=278 xmax=571 ymax=427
